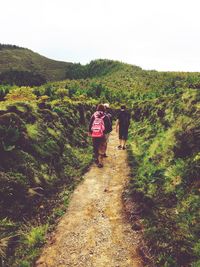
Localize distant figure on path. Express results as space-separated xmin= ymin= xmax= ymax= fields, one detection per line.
xmin=103 ymin=103 xmax=113 ymax=157
xmin=116 ymin=105 xmax=131 ymax=150
xmin=89 ymin=104 xmax=111 ymax=168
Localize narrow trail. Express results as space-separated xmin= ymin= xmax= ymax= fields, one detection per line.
xmin=36 ymin=130 xmax=143 ymax=267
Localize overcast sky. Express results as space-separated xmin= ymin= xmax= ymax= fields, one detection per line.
xmin=1 ymin=0 xmax=200 ymax=71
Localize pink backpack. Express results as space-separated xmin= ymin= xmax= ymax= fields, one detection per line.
xmin=91 ymin=113 xmax=105 ymax=137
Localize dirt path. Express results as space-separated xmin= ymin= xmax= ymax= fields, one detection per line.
xmin=36 ymin=130 xmax=142 ymax=267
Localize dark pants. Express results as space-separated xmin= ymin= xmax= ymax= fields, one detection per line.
xmin=119 ymin=127 xmax=128 ymax=140
xmin=92 ymin=137 xmax=106 ymax=159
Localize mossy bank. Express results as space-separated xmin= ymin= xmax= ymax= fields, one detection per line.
xmin=0 ymin=90 xmax=96 ymax=266
xmin=127 ymin=88 xmax=200 ymax=266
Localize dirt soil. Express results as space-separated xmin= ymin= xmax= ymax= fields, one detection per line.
xmin=36 ymin=130 xmax=143 ymax=267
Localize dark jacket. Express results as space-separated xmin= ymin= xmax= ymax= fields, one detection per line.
xmin=105 ymin=111 xmax=113 ymax=127
xmin=89 ymin=111 xmax=112 ymax=135
xmin=118 ymin=110 xmax=131 ymax=129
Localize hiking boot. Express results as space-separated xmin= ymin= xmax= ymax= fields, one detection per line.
xmin=118 ymin=145 xmax=122 ymax=149
xmin=103 ymin=153 xmax=108 ymax=157
xmin=122 ymin=146 xmax=126 ymax=150
xmin=98 ymin=163 xmax=103 ymax=168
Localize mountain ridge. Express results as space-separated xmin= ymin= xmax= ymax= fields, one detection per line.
xmin=1 ymin=44 xmax=200 ymax=90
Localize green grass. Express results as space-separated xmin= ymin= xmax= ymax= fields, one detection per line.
xmin=12 ymin=224 xmax=48 ymax=267
xmin=26 ymin=124 xmax=40 ymax=140
xmin=127 ymin=89 xmax=200 ymax=266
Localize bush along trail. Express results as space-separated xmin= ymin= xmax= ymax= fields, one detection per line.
xmin=36 ymin=129 xmax=143 ymax=267
xmin=127 ymin=89 xmax=200 ymax=266
xmin=0 ymin=91 xmax=96 ymax=266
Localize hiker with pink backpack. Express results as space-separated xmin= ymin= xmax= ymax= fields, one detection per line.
xmin=103 ymin=103 xmax=112 ymax=157
xmin=89 ymin=104 xmax=112 ymax=168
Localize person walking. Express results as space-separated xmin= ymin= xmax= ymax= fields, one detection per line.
xmin=116 ymin=105 xmax=131 ymax=150
xmin=103 ymin=103 xmax=112 ymax=157
xmin=89 ymin=104 xmax=111 ymax=168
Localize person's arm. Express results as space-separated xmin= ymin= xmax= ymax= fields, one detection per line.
xmin=89 ymin=116 xmax=94 ymax=133
xmin=104 ymin=116 xmax=111 ymax=134
xmin=127 ymin=113 xmax=131 ymax=127
xmin=116 ymin=119 xmax=119 ymax=133
xmin=109 ymin=112 xmax=113 ymax=125
xmin=106 ymin=114 xmax=112 ymax=132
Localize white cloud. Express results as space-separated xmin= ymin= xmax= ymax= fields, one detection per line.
xmin=1 ymin=0 xmax=200 ymax=71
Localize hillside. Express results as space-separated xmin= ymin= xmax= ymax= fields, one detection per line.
xmin=0 ymin=44 xmax=72 ymax=85
xmin=0 ymin=45 xmax=140 ymax=87
xmin=37 ymin=59 xmax=200 ymax=107
xmin=0 ymin=48 xmax=199 ymax=266
xmin=1 ymin=44 xmax=200 ymax=92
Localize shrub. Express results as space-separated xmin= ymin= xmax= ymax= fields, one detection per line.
xmin=5 ymin=87 xmax=37 ymax=103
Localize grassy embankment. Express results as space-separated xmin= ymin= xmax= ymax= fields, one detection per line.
xmin=0 ymin=86 xmax=97 ymax=266
xmin=127 ymin=88 xmax=200 ymax=266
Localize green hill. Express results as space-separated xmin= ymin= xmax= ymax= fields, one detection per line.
xmin=1 ymin=44 xmax=200 ymax=92
xmin=0 ymin=45 xmax=138 ymax=86
xmin=0 ymin=44 xmax=72 ymax=85
xmin=0 ymin=46 xmax=200 ymax=266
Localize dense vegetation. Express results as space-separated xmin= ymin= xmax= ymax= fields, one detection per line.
xmin=128 ymin=89 xmax=200 ymax=266
xmin=0 ymin=51 xmax=199 ymax=266
xmin=0 ymin=70 xmax=47 ymax=86
xmin=0 ymin=87 xmax=96 ymax=266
